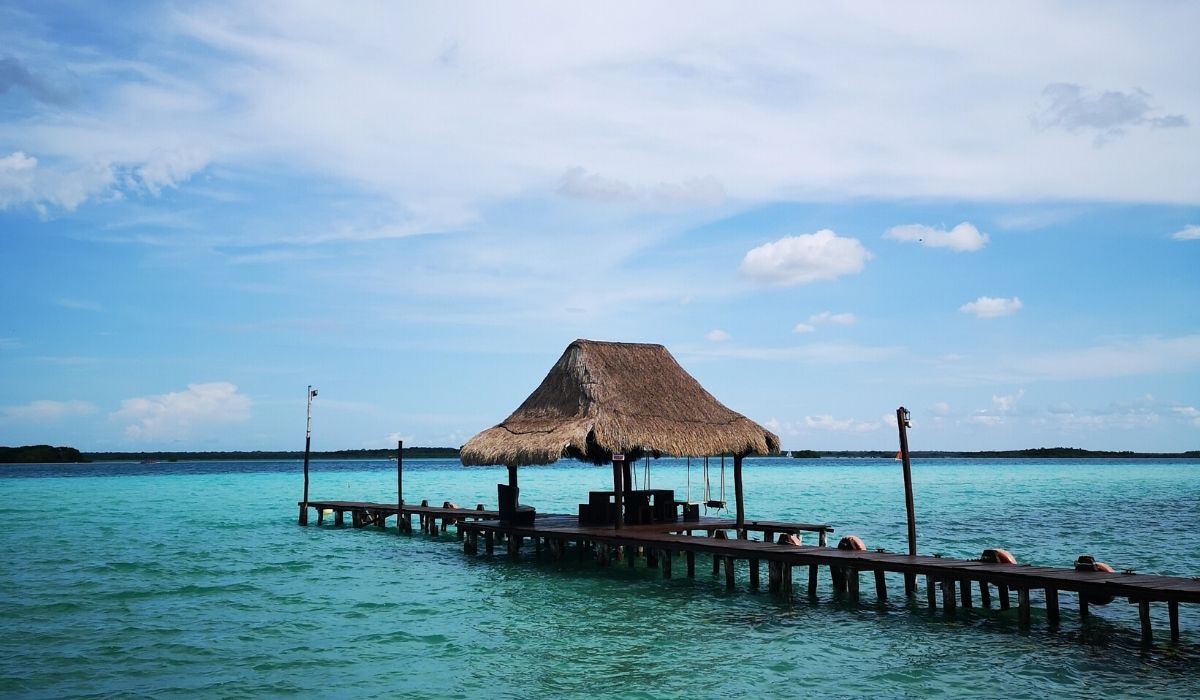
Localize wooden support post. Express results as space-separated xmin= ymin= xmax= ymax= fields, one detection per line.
xmin=847 ymin=567 xmax=860 ymax=602
xmin=998 ymin=584 xmax=1010 ymax=610
xmin=874 ymin=569 xmax=887 ymax=603
xmin=927 ymin=576 xmax=937 ymax=609
xmin=316 ymin=508 xmax=324 ymax=525
xmin=686 ymin=551 xmax=695 ymax=578
xmin=508 ymin=534 xmax=520 ymax=556
xmin=942 ymin=578 xmax=956 ymax=617
xmin=1169 ymin=601 xmax=1180 ymax=642
xmin=1018 ymin=588 xmax=1031 ymax=627
xmin=1046 ymin=588 xmax=1060 ymax=627
xmin=808 ymin=564 xmax=819 ymax=598
xmin=783 ymin=564 xmax=793 ymax=596
xmin=725 ymin=557 xmax=735 ymax=590
xmin=960 ymin=579 xmax=973 ymax=608
xmin=819 ymin=530 xmax=827 ymax=547
xmin=712 ymin=553 xmax=721 ymax=575
xmin=663 ymin=550 xmax=672 ymax=579
xmin=351 ymin=510 xmax=361 ymax=528
xmin=626 ymin=545 xmax=635 ymax=568
xmin=396 ymin=439 xmax=403 ymax=529
xmin=468 ymin=529 xmax=478 ymax=555
xmin=1139 ymin=600 xmax=1152 ymax=643
xmin=831 ymin=566 xmax=846 ymax=594
xmin=612 ymin=456 xmax=624 ymax=529
xmin=979 ymin=581 xmax=992 ymax=608
xmin=768 ymin=561 xmax=781 ymax=592
xmin=904 ymin=572 xmax=916 ymax=597
xmin=485 ymin=531 xmax=494 ymax=555
xmin=733 ymin=452 xmax=745 ymax=529
xmin=535 ymin=537 xmax=542 ymax=557
xmin=749 ymin=559 xmax=760 ymax=589
xmin=896 ymin=406 xmax=917 ymax=559
xmin=1079 ymin=595 xmax=1089 ymax=620
xmin=647 ymin=549 xmax=658 ymax=568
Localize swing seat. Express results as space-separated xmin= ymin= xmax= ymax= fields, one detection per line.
xmin=705 ymin=499 xmax=726 ymax=509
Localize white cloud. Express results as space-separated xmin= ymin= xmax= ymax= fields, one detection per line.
xmin=705 ymin=329 xmax=730 ymax=342
xmin=930 ymin=402 xmax=952 ymax=417
xmin=114 ymin=382 xmax=252 ymax=441
xmin=808 ymin=311 xmax=857 ymax=326
xmin=1172 ymin=407 xmax=1200 ymax=427
xmin=792 ymin=323 xmax=815 ymax=334
xmin=135 ymin=147 xmax=209 ymax=196
xmin=739 ymin=230 xmax=871 ymax=286
xmin=1172 ymin=225 xmax=1200 ymax=240
xmin=804 ymin=414 xmax=881 ymax=432
xmin=968 ymin=414 xmax=1005 ymax=427
xmin=884 ymin=222 xmax=989 ymax=252
xmin=960 ymin=296 xmax=1022 ymax=318
xmin=0 ymin=150 xmax=118 ymax=213
xmin=992 ymin=389 xmax=1025 ymax=413
xmin=2 ymin=399 xmax=97 ymax=421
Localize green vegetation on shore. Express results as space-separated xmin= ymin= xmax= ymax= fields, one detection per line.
xmin=787 ymin=447 xmax=1200 ymax=459
xmin=3 ymin=444 xmax=1197 ymax=464
xmin=0 ymin=445 xmax=89 ymax=463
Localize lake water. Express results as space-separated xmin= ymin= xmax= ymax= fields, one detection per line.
xmin=2 ymin=457 xmax=1198 ymax=698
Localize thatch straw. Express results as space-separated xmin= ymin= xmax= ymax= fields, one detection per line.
xmin=460 ymin=339 xmax=780 ymax=466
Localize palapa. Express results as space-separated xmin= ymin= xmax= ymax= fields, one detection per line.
xmin=460 ymin=339 xmax=780 ymax=466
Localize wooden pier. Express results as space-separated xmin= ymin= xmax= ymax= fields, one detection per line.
xmin=299 ymin=499 xmax=1198 ymax=644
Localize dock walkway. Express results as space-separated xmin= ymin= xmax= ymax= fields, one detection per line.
xmin=299 ymin=499 xmax=1198 ymax=643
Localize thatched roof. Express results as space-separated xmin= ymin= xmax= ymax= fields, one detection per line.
xmin=460 ymin=339 xmax=780 ymax=466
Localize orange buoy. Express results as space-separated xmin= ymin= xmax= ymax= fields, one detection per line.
xmin=837 ymin=535 xmax=866 ymax=551
xmin=777 ymin=533 xmax=802 ymax=546
xmin=1075 ymin=555 xmax=1116 ymax=605
xmin=981 ymin=548 xmax=1017 ymax=564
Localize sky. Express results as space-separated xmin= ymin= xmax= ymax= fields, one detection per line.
xmin=1 ymin=1 xmax=1198 ymax=453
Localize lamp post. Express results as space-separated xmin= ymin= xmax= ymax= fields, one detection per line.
xmin=299 ymin=385 xmax=317 ymax=525
xmin=896 ymin=406 xmax=917 ymax=595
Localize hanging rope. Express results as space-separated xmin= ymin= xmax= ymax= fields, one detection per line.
xmin=686 ymin=456 xmax=691 ymax=503
xmin=642 ymin=454 xmax=650 ymax=490
xmin=720 ymin=453 xmax=726 ymax=504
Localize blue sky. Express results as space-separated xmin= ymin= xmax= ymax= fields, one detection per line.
xmin=1 ymin=1 xmax=1198 ymax=452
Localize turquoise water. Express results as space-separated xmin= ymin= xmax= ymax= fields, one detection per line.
xmin=2 ymin=458 xmax=1198 ymax=698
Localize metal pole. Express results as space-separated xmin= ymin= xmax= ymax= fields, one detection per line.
xmin=300 ymin=385 xmax=316 ymax=525
xmin=733 ymin=452 xmax=745 ymax=532
xmin=897 ymin=406 xmax=916 ymax=556
xmin=396 ymin=439 xmax=403 ymax=507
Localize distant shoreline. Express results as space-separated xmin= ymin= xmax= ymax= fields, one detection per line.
xmin=2 ymin=444 xmax=1198 ymax=464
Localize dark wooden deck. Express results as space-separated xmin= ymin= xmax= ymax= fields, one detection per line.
xmin=298 ymin=499 xmax=1198 ymax=643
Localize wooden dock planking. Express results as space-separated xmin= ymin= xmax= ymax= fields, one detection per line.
xmin=298 ymin=498 xmax=1200 ymax=642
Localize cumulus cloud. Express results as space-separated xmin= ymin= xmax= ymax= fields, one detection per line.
xmin=792 ymin=323 xmax=815 ymax=334
xmin=2 ymin=399 xmax=97 ymax=421
xmin=557 ymin=167 xmax=635 ymax=202
xmin=960 ymin=296 xmax=1022 ymax=318
xmin=0 ymin=151 xmax=116 ymax=212
xmin=114 ymin=382 xmax=251 ymax=441
xmin=1171 ymin=225 xmax=1200 ymax=241
xmin=1033 ymin=83 xmax=1189 ymax=145
xmin=705 ymin=329 xmax=730 ymax=342
xmin=884 ymin=222 xmax=989 ymax=252
xmin=739 ymin=230 xmax=871 ymax=286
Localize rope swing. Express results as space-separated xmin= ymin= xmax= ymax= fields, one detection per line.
xmin=703 ymin=454 xmax=727 ymax=513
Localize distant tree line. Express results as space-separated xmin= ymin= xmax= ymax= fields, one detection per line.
xmin=77 ymin=447 xmax=461 ymax=461
xmin=0 ymin=445 xmax=89 ymax=463
xmin=788 ymin=447 xmax=1200 ymax=459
